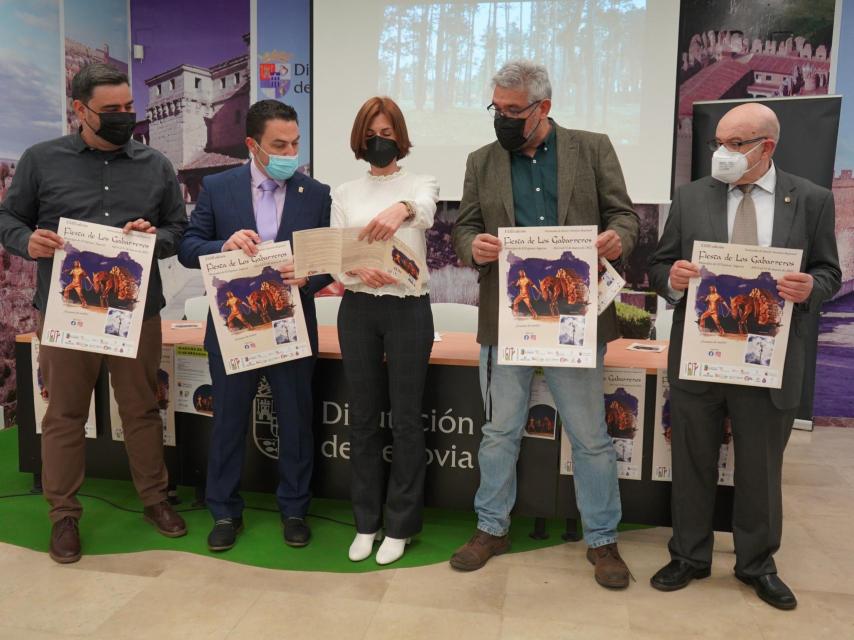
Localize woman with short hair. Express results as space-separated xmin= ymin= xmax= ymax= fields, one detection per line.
xmin=332 ymin=96 xmax=439 ymax=565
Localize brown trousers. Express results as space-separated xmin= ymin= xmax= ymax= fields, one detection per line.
xmin=38 ymin=314 xmax=168 ymax=522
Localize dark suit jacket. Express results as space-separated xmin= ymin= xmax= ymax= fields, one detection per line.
xmin=177 ymin=163 xmax=333 ymax=356
xmin=648 ymin=169 xmax=841 ymax=410
xmin=452 ymin=123 xmax=640 ymax=345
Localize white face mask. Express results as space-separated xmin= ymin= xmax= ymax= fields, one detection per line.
xmin=710 ymin=141 xmax=764 ymax=184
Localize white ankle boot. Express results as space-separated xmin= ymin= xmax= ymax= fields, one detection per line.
xmin=375 ymin=536 xmax=410 ymax=565
xmin=349 ymin=531 xmax=382 ymax=562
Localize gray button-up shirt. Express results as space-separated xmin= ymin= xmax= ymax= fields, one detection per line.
xmin=0 ymin=133 xmax=187 ymax=318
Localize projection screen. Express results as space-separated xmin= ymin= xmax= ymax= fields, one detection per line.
xmin=313 ymin=0 xmax=680 ymax=203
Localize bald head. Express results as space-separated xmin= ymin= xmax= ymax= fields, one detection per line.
xmin=717 ymin=102 xmax=780 ymax=143
xmin=714 ymin=102 xmax=779 ymax=185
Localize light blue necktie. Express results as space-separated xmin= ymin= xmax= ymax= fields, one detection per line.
xmin=257 ymin=179 xmax=279 ymax=242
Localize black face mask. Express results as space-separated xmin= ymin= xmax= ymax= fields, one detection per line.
xmin=83 ymin=104 xmax=136 ymax=146
xmin=364 ymin=135 xmax=399 ymax=168
xmin=494 ymin=113 xmax=541 ymax=152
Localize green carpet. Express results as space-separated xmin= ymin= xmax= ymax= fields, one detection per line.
xmin=0 ymin=427 xmax=595 ymax=572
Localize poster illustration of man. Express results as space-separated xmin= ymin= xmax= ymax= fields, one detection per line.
xmin=58 ymin=247 xmax=142 ymax=312
xmin=694 ymin=270 xmax=784 ymax=339
xmin=506 ymin=252 xmax=590 ymax=321
xmin=212 ymin=266 xmax=294 ymax=334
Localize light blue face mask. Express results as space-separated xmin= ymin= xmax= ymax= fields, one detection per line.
xmin=255 ymin=144 xmax=298 ymax=181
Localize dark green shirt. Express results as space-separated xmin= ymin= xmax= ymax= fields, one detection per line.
xmin=510 ymin=120 xmax=558 ymax=227
xmin=0 ymin=133 xmax=187 ymax=317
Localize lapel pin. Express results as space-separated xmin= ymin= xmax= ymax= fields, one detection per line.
xmin=784 ymin=196 xmax=791 ymax=203
xmin=298 ymin=186 xmax=304 ymax=193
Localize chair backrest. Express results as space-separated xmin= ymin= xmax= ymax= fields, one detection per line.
xmin=314 ymin=295 xmax=342 ymax=326
xmin=183 ymin=295 xmax=209 ymax=321
xmin=430 ymin=302 xmax=478 ymax=334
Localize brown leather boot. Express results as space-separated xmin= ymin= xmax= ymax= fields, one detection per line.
xmin=143 ymin=501 xmax=188 ymax=538
xmin=449 ymin=530 xmax=510 ymax=571
xmin=49 ymin=516 xmax=81 ymax=564
xmin=586 ymin=543 xmax=631 ymax=589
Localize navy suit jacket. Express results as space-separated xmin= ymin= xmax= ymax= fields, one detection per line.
xmin=178 ymin=163 xmax=333 ymax=356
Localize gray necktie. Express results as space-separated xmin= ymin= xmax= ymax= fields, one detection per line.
xmin=731 ymin=184 xmax=758 ymax=245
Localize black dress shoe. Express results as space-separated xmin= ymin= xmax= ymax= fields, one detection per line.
xmin=650 ymin=559 xmax=712 ymax=592
xmin=736 ymin=573 xmax=797 ymax=610
xmin=207 ymin=517 xmax=243 ymax=552
xmin=283 ymin=517 xmax=311 ymax=547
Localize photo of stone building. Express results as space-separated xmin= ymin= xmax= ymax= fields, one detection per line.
xmin=134 ymin=34 xmax=250 ymax=204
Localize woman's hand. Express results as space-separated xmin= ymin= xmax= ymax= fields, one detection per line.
xmin=358 ymin=203 xmax=409 ymax=243
xmin=347 ymin=268 xmax=398 ymax=288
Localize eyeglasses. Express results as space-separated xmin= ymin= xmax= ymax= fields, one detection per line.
xmin=706 ymin=136 xmax=766 ymax=152
xmin=486 ymin=100 xmax=542 ymax=119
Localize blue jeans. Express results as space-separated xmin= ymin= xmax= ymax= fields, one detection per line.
xmin=474 ymin=344 xmax=621 ymax=548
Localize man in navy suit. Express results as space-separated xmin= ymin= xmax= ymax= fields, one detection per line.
xmin=178 ymin=100 xmax=332 ymax=551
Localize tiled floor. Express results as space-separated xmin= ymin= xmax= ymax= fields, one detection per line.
xmin=1 ymin=427 xmax=853 ymax=639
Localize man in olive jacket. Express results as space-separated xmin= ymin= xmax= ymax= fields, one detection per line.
xmin=450 ymin=60 xmax=639 ymax=589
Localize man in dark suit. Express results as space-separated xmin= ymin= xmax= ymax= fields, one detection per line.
xmin=648 ymin=102 xmax=840 ymax=610
xmin=178 ymin=100 xmax=332 ymax=551
xmin=450 ymin=60 xmax=639 ymax=588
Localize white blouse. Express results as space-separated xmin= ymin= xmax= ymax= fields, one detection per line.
xmin=331 ymin=168 xmax=439 ymax=297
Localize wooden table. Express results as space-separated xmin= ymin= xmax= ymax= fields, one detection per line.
xmin=21 ymin=322 xmax=667 ymax=370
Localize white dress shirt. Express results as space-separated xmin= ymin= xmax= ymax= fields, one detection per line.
xmin=669 ymin=163 xmax=777 ymax=300
xmin=726 ymin=162 xmax=775 ymax=247
xmin=249 ymin=158 xmax=286 ymax=227
xmin=331 ymin=168 xmax=439 ymax=297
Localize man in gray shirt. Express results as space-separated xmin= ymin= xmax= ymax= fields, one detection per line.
xmin=0 ymin=63 xmax=188 ymax=563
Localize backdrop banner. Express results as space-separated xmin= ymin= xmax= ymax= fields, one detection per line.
xmin=692 ymin=96 xmax=841 ymax=188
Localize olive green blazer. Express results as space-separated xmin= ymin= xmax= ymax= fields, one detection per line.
xmin=452 ymin=123 xmax=640 ymax=345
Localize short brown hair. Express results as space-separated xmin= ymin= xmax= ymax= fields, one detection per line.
xmin=349 ymin=96 xmax=412 ymax=160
